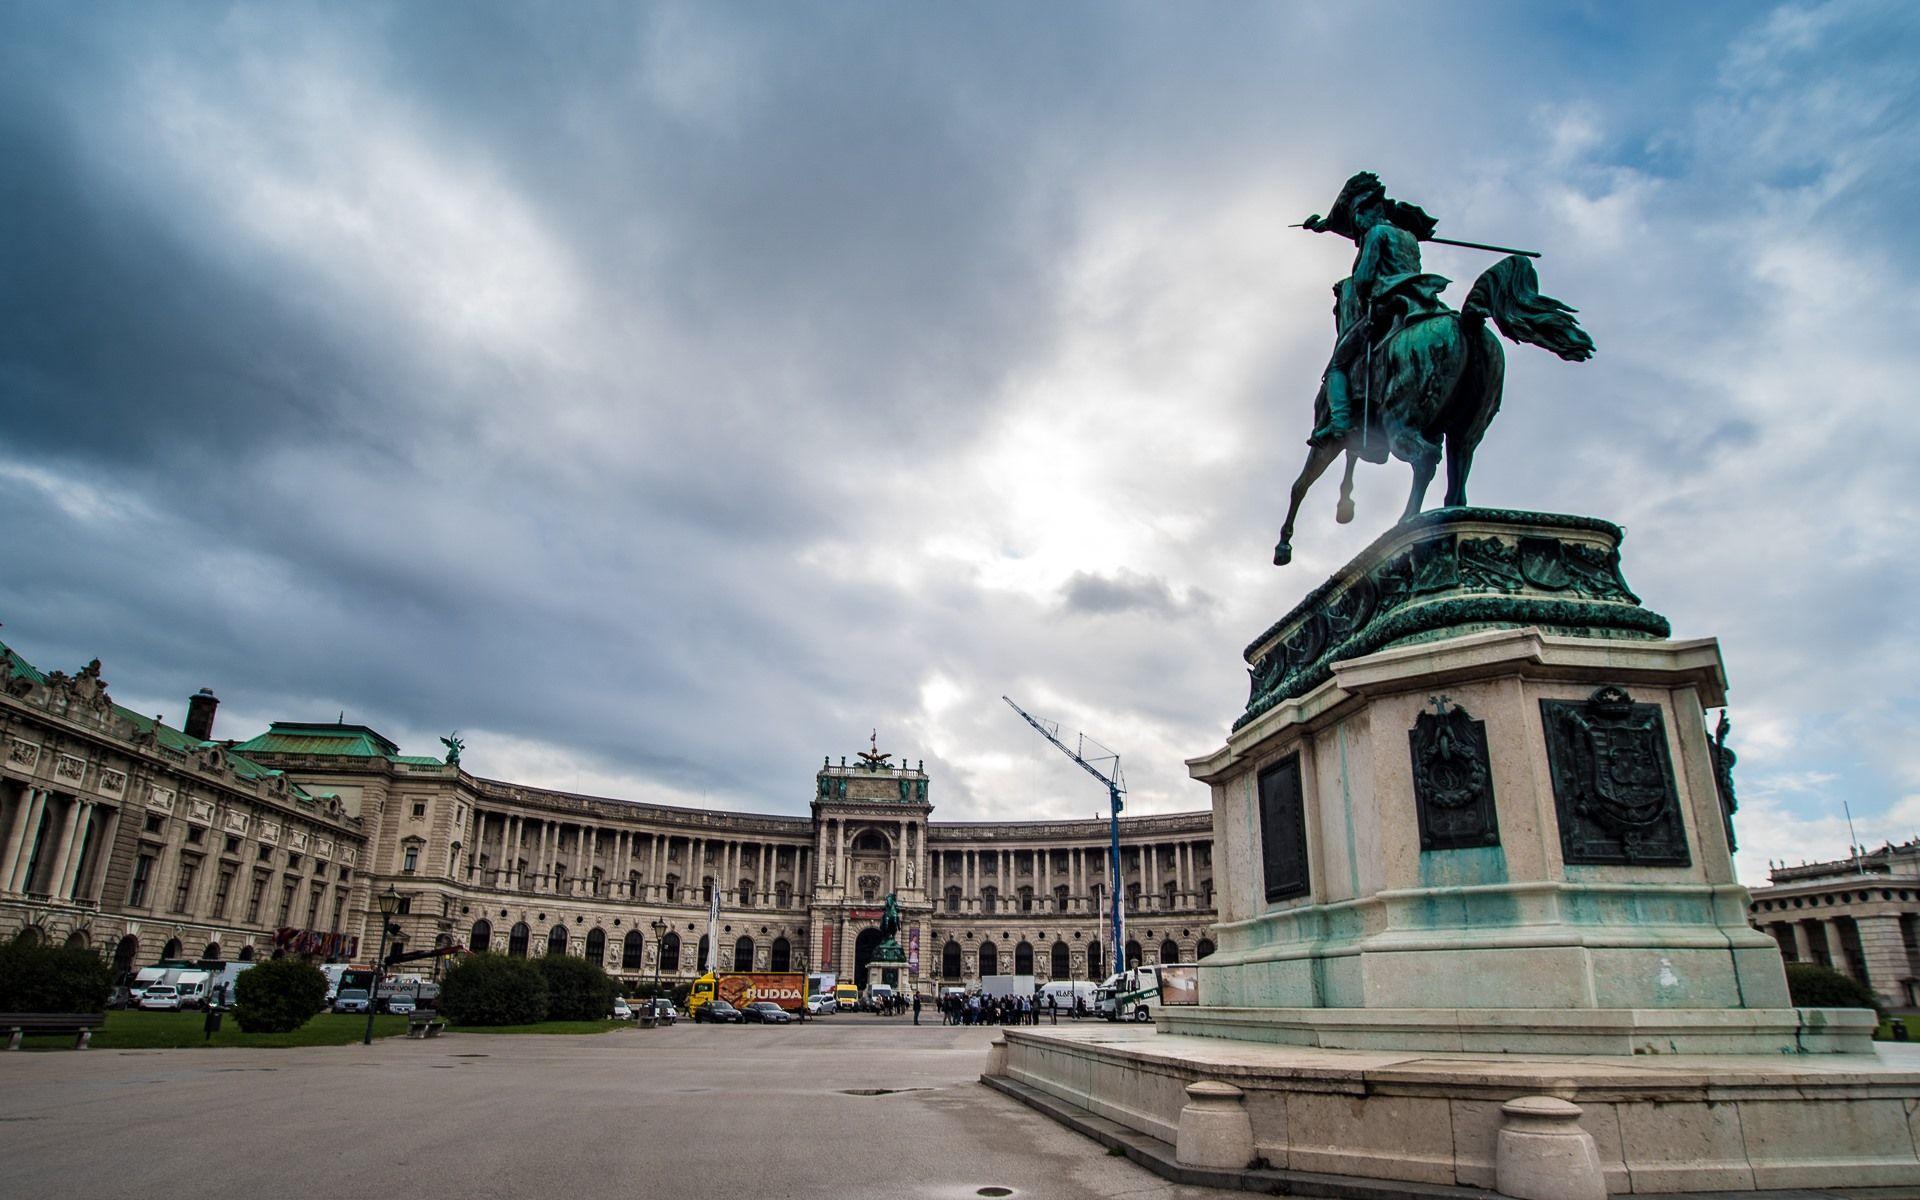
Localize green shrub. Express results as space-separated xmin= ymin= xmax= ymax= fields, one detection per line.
xmin=538 ymin=952 xmax=617 ymax=1021
xmin=0 ymin=940 xmax=112 ymax=1012
xmin=1784 ymin=962 xmax=1882 ymax=1014
xmin=440 ymin=953 xmax=548 ymax=1025
xmin=232 ymin=957 xmax=329 ymax=1033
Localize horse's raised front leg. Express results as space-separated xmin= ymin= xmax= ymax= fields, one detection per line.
xmin=1274 ymin=442 xmax=1343 ymax=566
xmin=1401 ymin=455 xmax=1438 ymax=522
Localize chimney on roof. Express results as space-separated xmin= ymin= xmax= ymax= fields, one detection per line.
xmin=185 ymin=688 xmax=219 ymax=741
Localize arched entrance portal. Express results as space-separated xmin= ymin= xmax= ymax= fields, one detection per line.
xmin=113 ymin=935 xmax=139 ymax=976
xmin=854 ymin=927 xmax=883 ymax=983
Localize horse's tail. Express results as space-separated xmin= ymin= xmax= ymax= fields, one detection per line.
xmin=1465 ymin=255 xmax=1595 ymax=362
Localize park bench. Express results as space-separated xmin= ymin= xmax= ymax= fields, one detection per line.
xmin=406 ymin=1013 xmax=447 ymax=1039
xmin=3 ymin=1012 xmax=106 ymax=1050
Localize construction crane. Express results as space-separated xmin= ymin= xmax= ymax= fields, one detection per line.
xmin=1002 ymin=696 xmax=1126 ymax=980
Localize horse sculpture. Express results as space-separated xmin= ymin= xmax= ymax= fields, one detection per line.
xmin=1273 ymin=252 xmax=1596 ymax=566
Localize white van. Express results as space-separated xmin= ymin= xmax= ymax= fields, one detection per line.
xmin=1037 ymin=979 xmax=1099 ymax=1012
xmin=173 ymin=970 xmax=212 ymax=1010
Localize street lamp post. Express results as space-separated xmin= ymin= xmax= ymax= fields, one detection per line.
xmin=649 ymin=918 xmax=667 ymax=1024
xmin=364 ymin=885 xmax=401 ymax=1046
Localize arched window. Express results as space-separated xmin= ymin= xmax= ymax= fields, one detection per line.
xmin=449 ymin=842 xmax=462 ymax=875
xmin=1014 ymin=940 xmax=1034 ymax=974
xmin=15 ymin=927 xmax=44 ymax=946
xmin=547 ymin=926 xmax=569 ymax=956
xmin=660 ymin=932 xmax=681 ymax=972
xmin=202 ymin=941 xmax=222 ymax=960
xmin=776 ymin=881 xmax=791 ymax=908
xmin=734 ymin=935 xmax=755 ymax=970
xmin=623 ymin=930 xmax=645 ymax=969
xmin=739 ymin=879 xmax=754 ymax=907
xmin=1160 ymin=938 xmax=1180 ymax=965
xmin=509 ymin=922 xmax=530 ymax=957
xmin=945 ymin=886 xmax=962 ymax=913
xmin=113 ymin=935 xmax=139 ymax=976
xmin=1197 ymin=938 xmax=1215 ymax=959
xmin=238 ymin=944 xmax=255 ymax=962
xmin=585 ymin=928 xmax=606 ymax=964
xmin=942 ymin=939 xmax=962 ymax=979
xmin=1050 ymin=940 xmax=1070 ymax=979
xmin=697 ymin=935 xmax=710 ymax=971
xmin=1017 ymin=886 xmax=1034 ymax=913
xmin=1126 ymin=939 xmax=1141 ymax=968
xmin=981 ymin=887 xmax=998 ymax=914
xmin=162 ymin=937 xmax=182 ymax=959
xmin=771 ymin=937 xmax=791 ymax=972
xmin=66 ymin=930 xmax=90 ymax=950
xmin=1087 ymin=940 xmax=1103 ymax=978
xmin=471 ymin=918 xmax=493 ymax=954
xmin=979 ymin=940 xmax=998 ymax=977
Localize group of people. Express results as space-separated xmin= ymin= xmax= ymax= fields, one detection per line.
xmin=941 ymin=991 xmax=1082 ymax=1026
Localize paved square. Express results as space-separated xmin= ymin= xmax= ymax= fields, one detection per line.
xmin=1 ymin=1019 xmax=1233 ymax=1200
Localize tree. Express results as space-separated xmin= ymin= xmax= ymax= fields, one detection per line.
xmin=440 ymin=953 xmax=548 ymax=1026
xmin=0 ymin=940 xmax=112 ymax=1013
xmin=232 ymin=957 xmax=328 ymax=1033
xmin=1784 ymin=962 xmax=1882 ymax=1015
xmin=538 ymin=952 xmax=617 ymax=1021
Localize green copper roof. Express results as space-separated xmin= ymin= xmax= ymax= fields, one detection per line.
xmin=229 ymin=721 xmax=403 ymax=759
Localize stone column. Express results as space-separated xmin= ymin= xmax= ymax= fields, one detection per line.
xmin=1828 ymin=918 xmax=1859 ymax=978
xmin=55 ymin=802 xmax=96 ymax=900
xmin=1790 ymin=919 xmax=1814 ymax=964
xmin=6 ymin=789 xmax=49 ymax=893
xmin=87 ymin=806 xmax=122 ymax=904
xmin=1038 ymin=846 xmax=1050 ymax=908
xmin=41 ymin=797 xmax=83 ymax=901
xmin=503 ymin=816 xmax=519 ymax=885
xmin=0 ymin=787 xmax=38 ymax=892
xmin=1855 ymin=914 xmax=1911 ymax=1007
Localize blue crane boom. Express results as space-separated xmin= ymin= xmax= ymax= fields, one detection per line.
xmin=1002 ymin=696 xmax=1127 ymax=979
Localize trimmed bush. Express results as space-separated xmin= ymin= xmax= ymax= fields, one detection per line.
xmin=1785 ymin=962 xmax=1882 ymax=1014
xmin=440 ymin=953 xmax=548 ymax=1025
xmin=232 ymin=957 xmax=329 ymax=1033
xmin=0 ymin=940 xmax=112 ymax=1013
xmin=538 ymin=952 xmax=617 ymax=1021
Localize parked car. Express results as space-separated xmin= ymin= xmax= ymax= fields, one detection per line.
xmin=647 ymin=999 xmax=678 ymax=1025
xmin=384 ymin=997 xmax=416 ymax=1016
xmin=332 ymin=988 xmax=371 ymax=1015
xmin=743 ymin=1001 xmax=792 ymax=1024
xmin=806 ymin=993 xmax=834 ymax=1015
xmin=611 ymin=997 xmax=634 ymax=1020
xmin=137 ymin=984 xmax=183 ymax=1011
xmin=694 ymin=999 xmax=742 ymax=1024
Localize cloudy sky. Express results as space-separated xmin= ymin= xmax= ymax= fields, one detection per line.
xmin=2 ymin=1 xmax=1916 ymax=884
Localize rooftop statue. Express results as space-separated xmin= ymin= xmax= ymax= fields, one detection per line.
xmin=1273 ymin=172 xmax=1596 ymax=566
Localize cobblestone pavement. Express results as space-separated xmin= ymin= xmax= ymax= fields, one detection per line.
xmin=0 ymin=1017 xmax=1236 ymax=1200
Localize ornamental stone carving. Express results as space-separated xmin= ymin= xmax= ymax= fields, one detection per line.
xmin=1409 ymin=698 xmax=1498 ymax=851
xmin=1540 ymin=685 xmax=1689 ymax=867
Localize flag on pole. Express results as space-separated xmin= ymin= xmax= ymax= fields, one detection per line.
xmin=704 ymin=885 xmax=721 ymax=973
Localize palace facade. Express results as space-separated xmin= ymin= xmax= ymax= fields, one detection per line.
xmin=1746 ymin=841 xmax=1920 ymax=1009
xmin=0 ymin=640 xmax=1215 ymax=993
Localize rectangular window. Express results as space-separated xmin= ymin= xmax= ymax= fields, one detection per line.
xmin=330 ymin=891 xmax=346 ymax=932
xmin=411 ymin=802 xmax=427 ymax=818
xmin=144 ymin=814 xmax=164 ymax=834
xmin=397 ymin=895 xmax=412 ymax=915
xmin=171 ymin=858 xmax=199 ymax=913
xmin=212 ymin=868 xmax=236 ymax=918
xmin=402 ymin=845 xmax=419 ymax=873
xmin=225 ymin=835 xmax=241 ymax=854
xmin=185 ymin=825 xmax=204 ymax=844
xmin=127 ymin=854 xmax=155 ymax=907
xmin=307 ymin=884 xmax=324 ymax=927
xmin=277 ymin=880 xmax=297 ymax=925
xmin=286 ymin=854 xmax=301 ymax=872
xmin=339 ymin=865 xmax=351 ymax=881
xmin=258 ymin=844 xmax=273 ymax=860
xmin=245 ymin=873 xmax=269 ymax=923
xmin=1257 ymin=754 xmax=1311 ymax=903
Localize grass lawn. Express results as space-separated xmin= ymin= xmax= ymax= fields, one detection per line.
xmin=448 ymin=1019 xmax=632 ymax=1035
xmin=19 ymin=1010 xmax=409 ymax=1050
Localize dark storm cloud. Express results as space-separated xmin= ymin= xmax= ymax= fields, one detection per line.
xmin=1 ymin=1 xmax=1917 ymax=879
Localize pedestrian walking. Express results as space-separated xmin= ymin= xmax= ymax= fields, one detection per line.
xmin=912 ymin=993 xmax=921 ymax=1025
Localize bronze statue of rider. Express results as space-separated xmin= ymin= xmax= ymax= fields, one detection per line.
xmin=1303 ymin=172 xmax=1449 ymax=448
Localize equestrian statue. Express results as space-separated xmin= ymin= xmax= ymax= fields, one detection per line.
xmin=1273 ymin=172 xmax=1596 ymax=566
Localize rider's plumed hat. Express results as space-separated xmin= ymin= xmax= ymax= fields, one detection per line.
xmin=1305 ymin=171 xmax=1438 ymax=241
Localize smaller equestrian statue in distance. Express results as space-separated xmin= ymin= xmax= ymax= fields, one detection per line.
xmin=1273 ymin=172 xmax=1596 ymax=566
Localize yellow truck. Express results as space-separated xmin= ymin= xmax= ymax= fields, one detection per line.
xmin=686 ymin=971 xmax=808 ymax=1019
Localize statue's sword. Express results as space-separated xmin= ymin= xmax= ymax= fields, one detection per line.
xmin=1289 ymin=223 xmax=1541 ymax=258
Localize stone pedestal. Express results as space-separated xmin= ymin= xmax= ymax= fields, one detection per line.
xmin=988 ymin=508 xmax=1920 ymax=1193
xmin=1168 ymin=508 xmax=1847 ymax=1055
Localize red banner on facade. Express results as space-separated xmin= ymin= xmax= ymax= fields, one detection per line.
xmin=818 ymin=925 xmax=832 ymax=971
